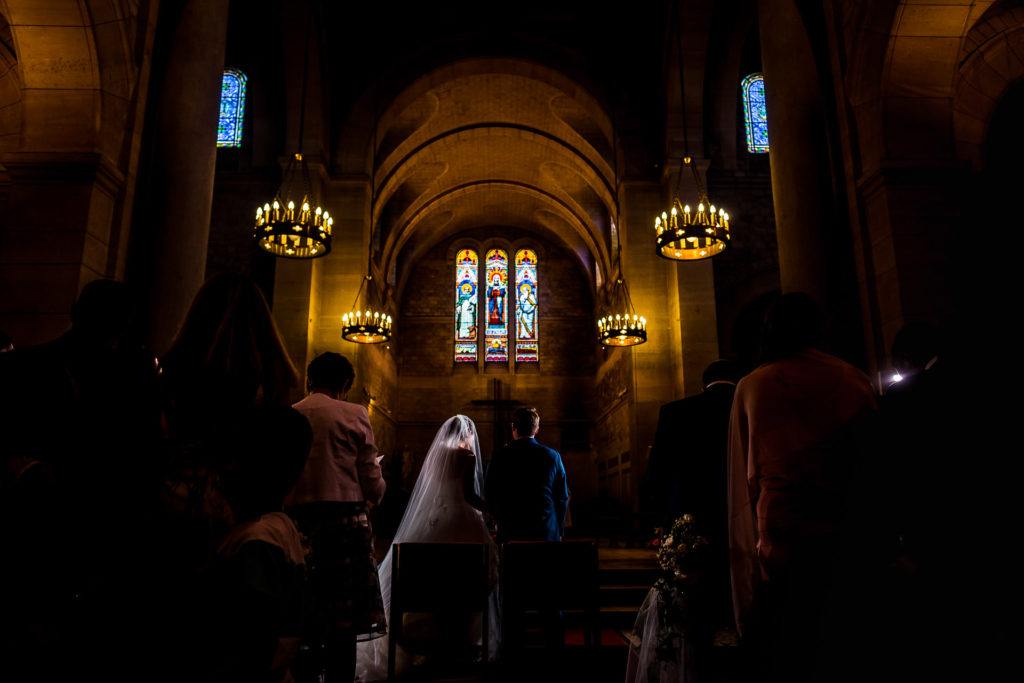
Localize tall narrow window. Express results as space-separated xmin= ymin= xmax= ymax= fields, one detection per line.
xmin=218 ymin=69 xmax=247 ymax=148
xmin=741 ymin=73 xmax=769 ymax=153
xmin=454 ymin=249 xmax=478 ymax=362
xmin=515 ymin=249 xmax=538 ymax=362
xmin=484 ymin=249 xmax=508 ymax=362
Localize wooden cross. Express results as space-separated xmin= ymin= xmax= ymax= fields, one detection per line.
xmin=470 ymin=378 xmax=524 ymax=455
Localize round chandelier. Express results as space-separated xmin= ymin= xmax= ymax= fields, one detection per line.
xmin=655 ymin=157 xmax=730 ymax=261
xmin=251 ymin=8 xmax=331 ymax=260
xmin=342 ymin=276 xmax=392 ymax=344
xmin=254 ymin=154 xmax=332 ymax=258
xmin=656 ymin=0 xmax=732 ymax=262
xmin=598 ymin=115 xmax=647 ymax=349
xmin=598 ymin=278 xmax=647 ymax=348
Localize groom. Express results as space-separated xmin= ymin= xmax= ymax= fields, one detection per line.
xmin=484 ymin=407 xmax=569 ymax=542
xmin=485 ymin=407 xmax=569 ymax=654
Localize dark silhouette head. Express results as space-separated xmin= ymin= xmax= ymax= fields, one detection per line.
xmin=511 ymin=407 xmax=540 ymax=438
xmin=891 ymin=322 xmax=940 ymax=376
xmin=163 ymin=273 xmax=298 ymax=406
xmin=219 ymin=404 xmax=312 ymax=520
xmin=760 ymin=292 xmax=825 ymax=361
xmin=70 ymin=279 xmax=134 ymax=350
xmin=306 ymin=352 xmax=355 ymax=397
xmin=702 ymin=358 xmax=740 ymax=389
xmin=0 ymin=330 xmax=12 ymax=353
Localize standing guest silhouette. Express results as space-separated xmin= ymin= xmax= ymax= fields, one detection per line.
xmin=157 ymin=272 xmax=300 ymax=570
xmin=284 ymin=352 xmax=387 ymax=683
xmin=727 ymin=292 xmax=878 ymax=683
xmin=643 ymin=357 xmax=741 ymax=671
xmin=0 ymin=279 xmax=162 ymax=683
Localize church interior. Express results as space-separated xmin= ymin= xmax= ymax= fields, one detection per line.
xmin=1 ymin=0 xmax=1020 ymax=680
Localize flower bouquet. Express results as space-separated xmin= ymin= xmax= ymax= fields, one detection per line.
xmin=655 ymin=514 xmax=708 ymax=578
xmin=627 ymin=515 xmax=708 ymax=682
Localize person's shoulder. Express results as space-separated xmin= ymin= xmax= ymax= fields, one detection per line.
xmin=735 ymin=362 xmax=773 ymax=394
xmin=533 ymin=440 xmax=562 ymax=460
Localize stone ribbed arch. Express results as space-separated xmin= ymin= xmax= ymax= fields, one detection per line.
xmin=953 ymin=6 xmax=1024 ymax=167
xmin=386 ymin=180 xmax=608 ymax=298
xmin=373 ymin=125 xmax=614 ymax=242
xmin=333 ymin=57 xmax=617 ymax=298
xmin=879 ymin=0 xmax=995 ymax=161
xmin=0 ymin=9 xmax=21 ymax=154
xmin=374 ymin=58 xmax=613 ymax=171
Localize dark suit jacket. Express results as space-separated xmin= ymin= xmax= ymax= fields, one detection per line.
xmin=644 ymin=383 xmax=735 ymax=538
xmin=484 ymin=437 xmax=568 ymax=542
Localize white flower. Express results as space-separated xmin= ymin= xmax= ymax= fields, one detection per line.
xmin=663 ymin=536 xmax=674 ymax=547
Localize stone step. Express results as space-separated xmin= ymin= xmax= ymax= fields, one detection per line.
xmin=598 ymin=583 xmax=654 ymax=607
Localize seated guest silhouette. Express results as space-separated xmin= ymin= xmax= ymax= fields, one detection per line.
xmin=191 ymin=404 xmax=312 ymax=683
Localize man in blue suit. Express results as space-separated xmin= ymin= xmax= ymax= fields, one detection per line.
xmin=484 ymin=407 xmax=569 ymax=542
xmin=485 ymin=407 xmax=569 ymax=654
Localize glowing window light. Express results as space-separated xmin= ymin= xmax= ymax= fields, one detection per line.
xmin=454 ymin=249 xmax=478 ymax=362
xmin=218 ymin=69 xmax=247 ymax=148
xmin=741 ymin=73 xmax=769 ymax=153
xmin=484 ymin=249 xmax=508 ymax=362
xmin=515 ymin=249 xmax=538 ymax=362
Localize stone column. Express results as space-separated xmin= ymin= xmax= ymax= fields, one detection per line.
xmin=140 ymin=0 xmax=230 ymax=354
xmin=757 ymin=0 xmax=834 ymax=308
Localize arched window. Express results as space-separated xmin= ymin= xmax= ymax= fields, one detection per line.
xmin=484 ymin=249 xmax=509 ymax=362
xmin=217 ymin=69 xmax=247 ymax=148
xmin=741 ymin=73 xmax=769 ymax=153
xmin=515 ymin=249 xmax=538 ymax=362
xmin=454 ymin=248 xmax=479 ymax=362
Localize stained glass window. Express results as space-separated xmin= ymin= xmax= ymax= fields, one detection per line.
xmin=515 ymin=249 xmax=538 ymax=362
xmin=741 ymin=73 xmax=769 ymax=153
xmin=454 ymin=249 xmax=478 ymax=362
xmin=484 ymin=249 xmax=508 ymax=362
xmin=217 ymin=69 xmax=247 ymax=148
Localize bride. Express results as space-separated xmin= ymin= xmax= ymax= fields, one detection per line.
xmin=355 ymin=415 xmax=500 ymax=682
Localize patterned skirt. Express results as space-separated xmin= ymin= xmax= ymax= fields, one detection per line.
xmin=287 ymin=501 xmax=387 ymax=642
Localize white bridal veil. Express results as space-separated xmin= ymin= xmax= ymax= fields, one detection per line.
xmin=355 ymin=415 xmax=499 ymax=682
